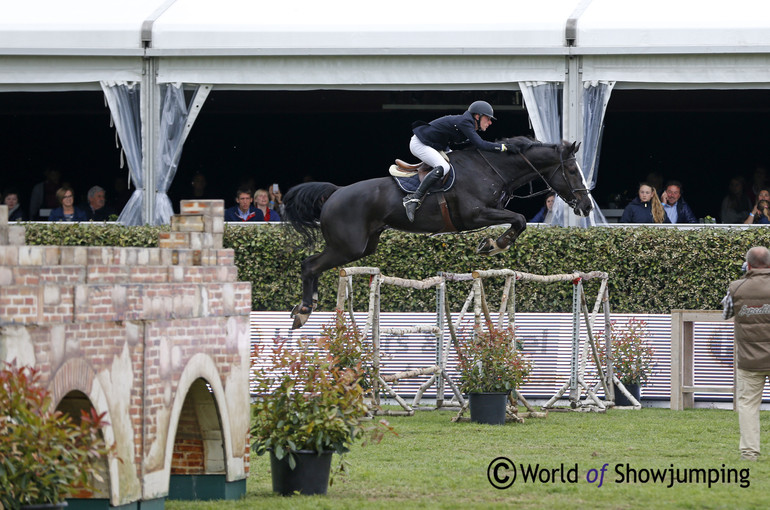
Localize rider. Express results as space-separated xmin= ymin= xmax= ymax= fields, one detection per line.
xmin=403 ymin=100 xmax=520 ymax=222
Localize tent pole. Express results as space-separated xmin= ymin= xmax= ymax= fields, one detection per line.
xmin=562 ymin=55 xmax=583 ymax=227
xmin=141 ymin=57 xmax=159 ymax=225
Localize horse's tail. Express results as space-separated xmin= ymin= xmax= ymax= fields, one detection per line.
xmin=283 ymin=182 xmax=340 ymax=247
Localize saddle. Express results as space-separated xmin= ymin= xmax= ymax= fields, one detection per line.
xmin=388 ymin=151 xmax=455 ymax=194
xmin=388 ymin=154 xmax=457 ymax=232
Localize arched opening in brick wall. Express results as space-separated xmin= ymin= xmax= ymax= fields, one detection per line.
xmin=55 ymin=390 xmax=110 ymax=500
xmin=169 ymin=378 xmax=228 ymax=500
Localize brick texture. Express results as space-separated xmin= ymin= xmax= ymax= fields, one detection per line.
xmin=0 ymin=199 xmax=250 ymax=505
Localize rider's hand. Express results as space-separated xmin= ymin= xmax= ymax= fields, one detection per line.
xmin=503 ymin=144 xmax=520 ymax=154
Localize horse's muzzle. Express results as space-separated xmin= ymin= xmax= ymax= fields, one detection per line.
xmin=573 ymin=195 xmax=594 ymax=218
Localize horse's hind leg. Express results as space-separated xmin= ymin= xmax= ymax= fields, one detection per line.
xmin=292 ymin=247 xmax=363 ymax=329
xmin=292 ymin=231 xmax=382 ymax=329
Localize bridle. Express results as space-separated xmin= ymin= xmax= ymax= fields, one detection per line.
xmin=477 ymin=145 xmax=589 ymax=208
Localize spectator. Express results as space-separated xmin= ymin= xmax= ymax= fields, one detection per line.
xmin=28 ymin=167 xmax=61 ymax=220
xmin=3 ymin=188 xmax=27 ymax=221
xmin=48 ymin=186 xmax=87 ymax=222
xmin=529 ymin=192 xmax=555 ymax=223
xmin=744 ymin=189 xmax=770 ymax=225
xmin=268 ymin=183 xmax=285 ymax=218
xmin=619 ymin=183 xmax=670 ymax=224
xmin=253 ymin=188 xmax=281 ymax=222
xmin=722 ymin=246 xmax=770 ymax=461
xmin=224 ymin=188 xmax=259 ymax=222
xmin=3 ymin=189 xmax=27 ymax=221
xmin=660 ymin=180 xmax=697 ymax=224
xmin=746 ymin=166 xmax=768 ymax=205
xmin=83 ymin=185 xmax=115 ymax=221
xmin=721 ymin=177 xmax=753 ymax=224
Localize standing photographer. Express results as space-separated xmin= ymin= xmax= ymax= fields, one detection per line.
xmin=723 ymin=246 xmax=770 ymax=461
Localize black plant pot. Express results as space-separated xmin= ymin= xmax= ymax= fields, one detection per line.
xmin=270 ymin=449 xmax=334 ymax=496
xmin=21 ymin=503 xmax=68 ymax=509
xmin=614 ymin=382 xmax=641 ymax=406
xmin=469 ymin=392 xmax=509 ymax=425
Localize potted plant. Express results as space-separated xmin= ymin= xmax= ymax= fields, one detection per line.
xmin=318 ymin=310 xmax=375 ymax=395
xmin=598 ymin=318 xmax=656 ymax=406
xmin=455 ymin=321 xmax=532 ymax=425
xmin=251 ymin=323 xmax=392 ymax=496
xmin=0 ymin=362 xmax=113 ymax=510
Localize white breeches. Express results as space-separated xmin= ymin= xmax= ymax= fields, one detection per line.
xmin=410 ymin=135 xmax=451 ymax=176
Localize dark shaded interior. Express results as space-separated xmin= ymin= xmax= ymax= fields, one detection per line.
xmin=2 ymin=88 xmax=769 ymax=221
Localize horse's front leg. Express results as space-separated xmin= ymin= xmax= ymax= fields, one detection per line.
xmin=473 ymin=210 xmax=527 ymax=256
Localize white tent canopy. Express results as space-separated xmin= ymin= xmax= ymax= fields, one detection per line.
xmin=3 ymin=0 xmax=770 ymax=223
xmin=5 ymin=0 xmax=770 ymax=89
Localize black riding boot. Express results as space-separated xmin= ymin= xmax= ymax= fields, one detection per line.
xmin=403 ymin=166 xmax=444 ymax=222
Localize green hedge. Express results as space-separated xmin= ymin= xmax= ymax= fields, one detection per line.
xmin=22 ymin=223 xmax=770 ymax=315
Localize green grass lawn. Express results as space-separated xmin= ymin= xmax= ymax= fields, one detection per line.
xmin=167 ymin=407 xmax=770 ymax=509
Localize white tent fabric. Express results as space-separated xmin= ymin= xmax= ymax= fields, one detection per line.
xmin=518 ymin=82 xmax=570 ymax=226
xmin=575 ymin=0 xmax=770 ymax=52
xmin=0 ymin=0 xmax=159 ymax=52
xmin=150 ymin=0 xmax=576 ymax=53
xmin=150 ymin=0 xmax=575 ymax=85
xmin=154 ymin=83 xmax=210 ymax=225
xmin=576 ymin=81 xmax=612 ymax=227
xmin=102 ymin=82 xmax=144 ymax=226
xmin=155 ymin=55 xmax=566 ymax=87
xmin=576 ymin=0 xmax=770 ymax=87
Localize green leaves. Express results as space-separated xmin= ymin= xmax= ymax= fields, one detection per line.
xmin=24 ymin=223 xmax=770 ymax=314
xmin=250 ymin=317 xmax=393 ymax=474
xmin=455 ymin=322 xmax=532 ymax=394
xmin=0 ymin=363 xmax=114 ymax=508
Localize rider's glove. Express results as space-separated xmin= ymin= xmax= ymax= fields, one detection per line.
xmin=503 ymin=144 xmax=521 ymax=154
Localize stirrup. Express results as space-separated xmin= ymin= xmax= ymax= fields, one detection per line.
xmin=403 ymin=196 xmax=422 ymax=222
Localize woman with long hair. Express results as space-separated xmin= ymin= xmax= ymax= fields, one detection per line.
xmin=619 ymin=182 xmax=670 ymax=224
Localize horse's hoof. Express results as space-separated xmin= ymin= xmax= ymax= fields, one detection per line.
xmin=290 ymin=304 xmax=312 ymax=329
xmin=476 ymin=238 xmax=494 ymax=255
xmin=291 ymin=313 xmax=310 ymax=329
xmin=476 ymin=238 xmax=507 ymax=256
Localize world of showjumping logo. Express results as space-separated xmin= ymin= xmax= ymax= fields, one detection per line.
xmin=486 ymin=458 xmax=750 ymax=490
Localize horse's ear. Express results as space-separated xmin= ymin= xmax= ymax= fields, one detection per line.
xmin=570 ymin=141 xmax=581 ymax=154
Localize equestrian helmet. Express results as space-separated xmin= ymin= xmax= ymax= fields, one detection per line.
xmin=468 ymin=100 xmax=496 ymax=120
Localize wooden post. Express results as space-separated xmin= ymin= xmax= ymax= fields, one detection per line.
xmin=670 ymin=310 xmax=733 ymax=410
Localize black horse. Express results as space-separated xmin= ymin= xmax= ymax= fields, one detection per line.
xmin=283 ymin=136 xmax=593 ymax=328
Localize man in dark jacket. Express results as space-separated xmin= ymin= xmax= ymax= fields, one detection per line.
xmin=661 ymin=181 xmax=698 ymax=223
xmin=224 ymin=188 xmax=259 ymax=222
xmin=723 ymin=246 xmax=770 ymax=461
xmin=403 ymin=100 xmax=520 ymax=222
xmin=84 ymin=185 xmax=115 ymax=221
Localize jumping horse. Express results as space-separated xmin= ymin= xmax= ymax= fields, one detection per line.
xmin=283 ymin=136 xmax=593 ymax=329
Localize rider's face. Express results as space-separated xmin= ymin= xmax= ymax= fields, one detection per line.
xmin=478 ymin=115 xmax=492 ymax=132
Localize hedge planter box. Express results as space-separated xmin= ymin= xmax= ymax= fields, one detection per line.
xmin=270 ymin=450 xmax=334 ymax=496
xmin=469 ymin=392 xmax=509 ymax=425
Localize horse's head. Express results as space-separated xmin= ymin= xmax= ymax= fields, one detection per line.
xmin=505 ymin=138 xmax=593 ymax=217
xmin=552 ymin=141 xmax=593 ymax=217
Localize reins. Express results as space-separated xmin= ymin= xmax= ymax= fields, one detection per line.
xmin=476 ymin=147 xmax=566 ymax=203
